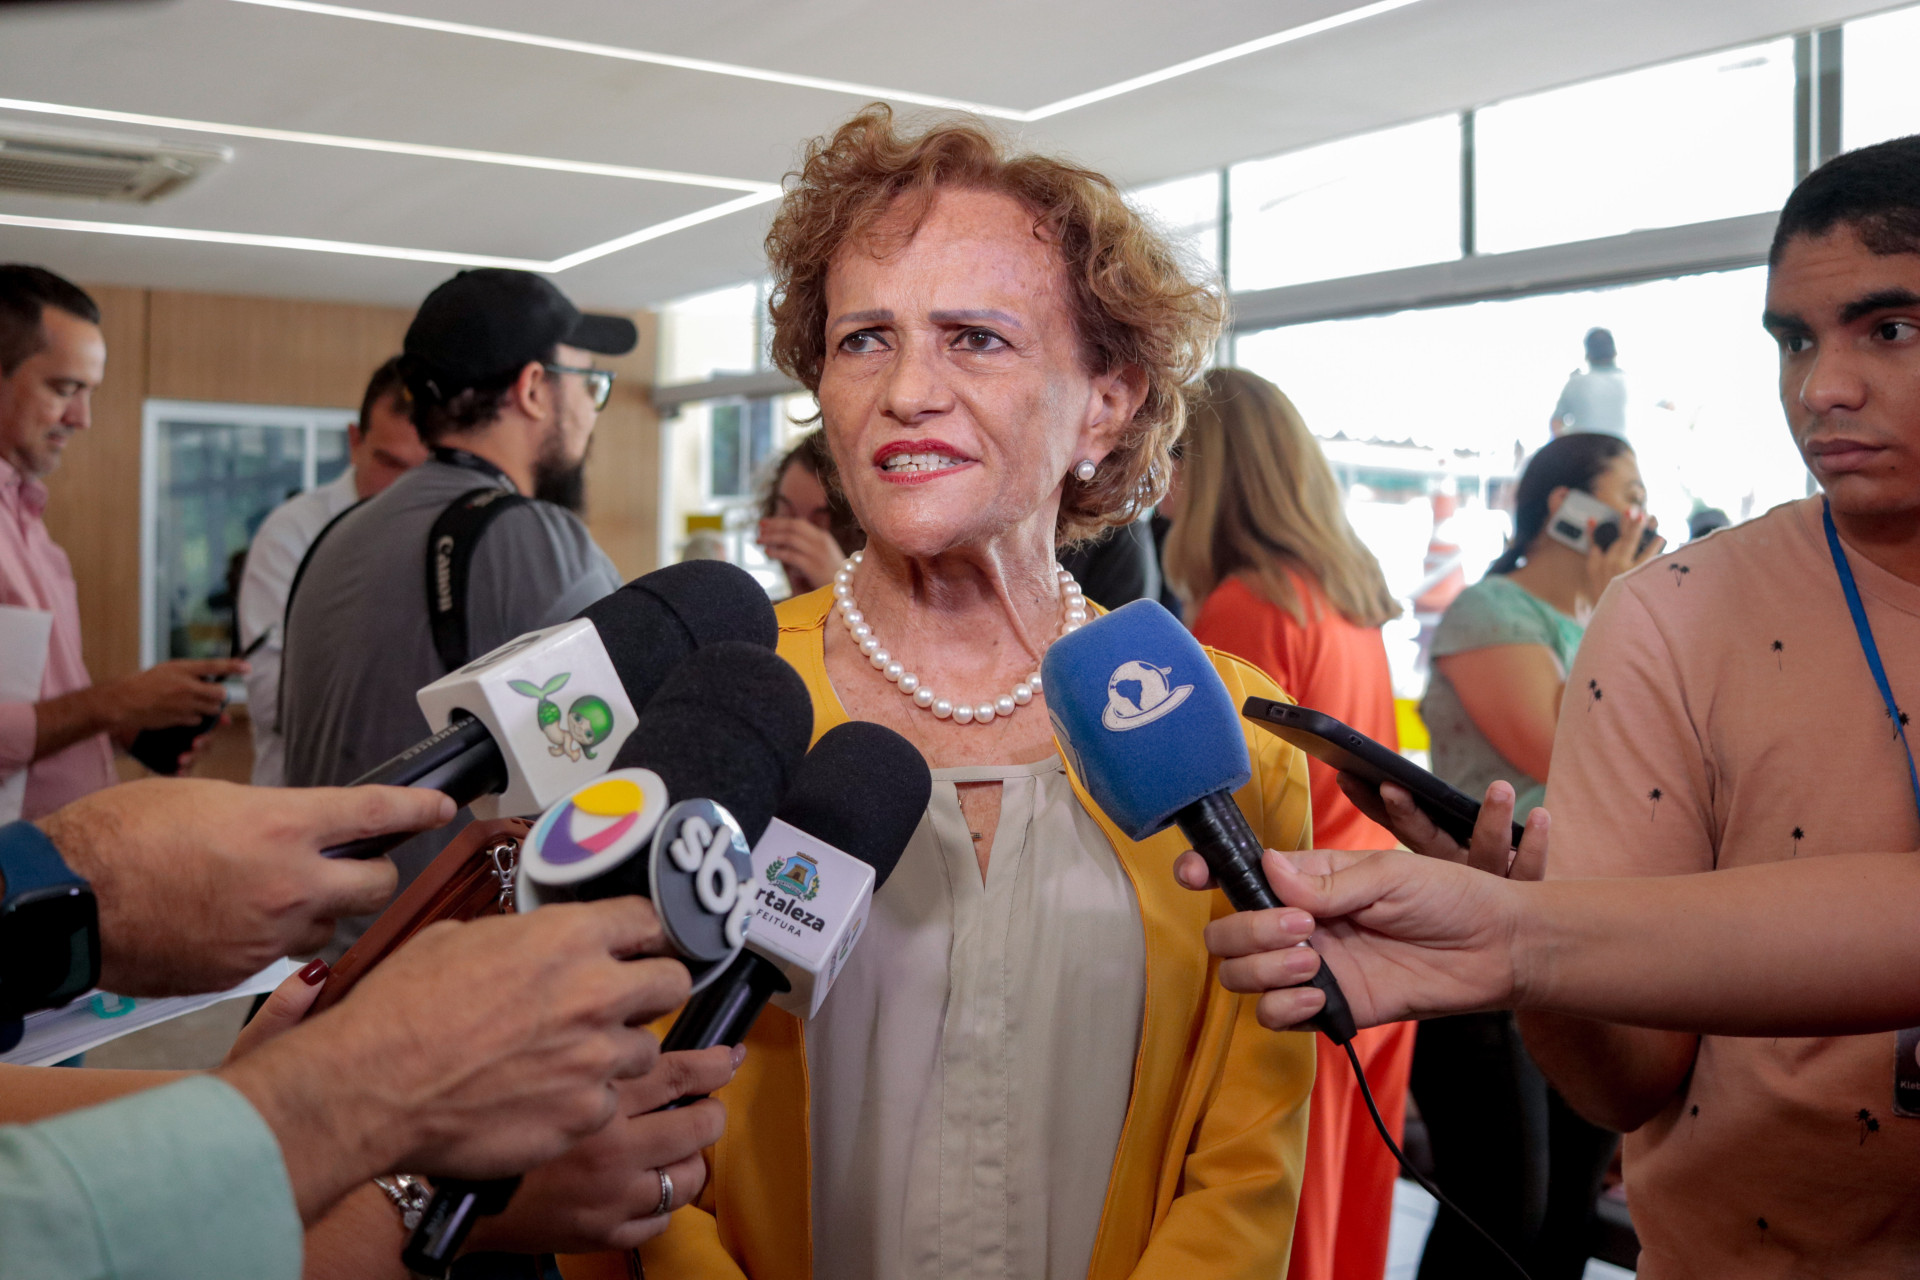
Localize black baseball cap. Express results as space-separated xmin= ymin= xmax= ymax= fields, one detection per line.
xmin=402 ymin=269 xmax=637 ymax=403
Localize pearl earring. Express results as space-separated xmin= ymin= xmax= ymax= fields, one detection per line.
xmin=1073 ymin=458 xmax=1097 ymax=483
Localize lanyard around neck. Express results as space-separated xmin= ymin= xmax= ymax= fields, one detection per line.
xmin=1823 ymin=500 xmax=1920 ymax=818
xmin=431 ymin=446 xmax=514 ymax=489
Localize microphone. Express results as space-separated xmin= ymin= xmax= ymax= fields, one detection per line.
xmin=324 ymin=561 xmax=776 ymax=858
xmin=1039 ymin=599 xmax=1355 ymax=1044
xmin=658 ymin=720 xmax=930 ymax=1069
xmin=401 ymin=642 xmax=813 ymax=1277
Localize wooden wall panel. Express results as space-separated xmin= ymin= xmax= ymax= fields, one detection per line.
xmin=148 ymin=291 xmax=412 ymax=409
xmin=584 ymin=309 xmax=661 ymax=579
xmin=42 ymin=285 xmax=148 ymax=683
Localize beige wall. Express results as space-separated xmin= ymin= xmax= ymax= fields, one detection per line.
xmin=37 ymin=285 xmax=660 ymax=780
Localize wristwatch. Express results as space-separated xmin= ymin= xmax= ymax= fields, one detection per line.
xmin=0 ymin=819 xmax=100 ymax=1021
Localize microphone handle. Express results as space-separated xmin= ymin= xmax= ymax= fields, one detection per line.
xmin=401 ymin=1174 xmax=522 ymax=1277
xmin=654 ymin=951 xmax=792 ymax=1109
xmin=1174 ymin=792 xmax=1356 ymax=1045
xmin=322 ymin=716 xmax=508 ymax=858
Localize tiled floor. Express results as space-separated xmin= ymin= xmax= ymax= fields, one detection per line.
xmin=1387 ymin=1179 xmax=1635 ymax=1280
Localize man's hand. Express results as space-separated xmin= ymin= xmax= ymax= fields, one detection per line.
xmin=38 ymin=779 xmax=451 ymax=995
xmin=218 ymin=897 xmax=692 ymax=1223
xmin=1336 ymin=775 xmax=1547 ymax=878
xmin=1173 ymin=784 xmax=1550 ymax=1032
xmin=102 ymin=658 xmax=246 ymax=734
xmin=470 ymin=1047 xmax=738 ymax=1254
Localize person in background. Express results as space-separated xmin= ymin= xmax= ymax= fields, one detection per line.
xmin=1058 ymin=516 xmax=1162 ymax=610
xmin=755 ymin=429 xmax=862 ymax=594
xmin=281 ymin=269 xmax=630 ymax=958
xmin=1518 ymin=134 xmax=1920 ymax=1280
xmin=1160 ymin=366 xmax=1406 ymax=1280
xmin=1550 ymin=327 xmax=1627 ymax=439
xmin=1413 ymin=431 xmax=1660 ymax=1279
xmin=237 ymin=357 xmax=429 ymax=786
xmin=0 ymin=265 xmax=242 ymax=817
xmin=1686 ymin=506 xmax=1731 ymax=541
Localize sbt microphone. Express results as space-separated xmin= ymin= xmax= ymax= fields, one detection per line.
xmin=658 ymin=719 xmax=930 ymax=1067
xmin=325 ymin=560 xmax=776 ymax=858
xmin=1040 ymin=599 xmax=1355 ymax=1044
xmin=401 ymin=642 xmax=813 ymax=1277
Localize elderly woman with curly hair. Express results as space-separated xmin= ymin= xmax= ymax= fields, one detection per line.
xmin=564 ymin=106 xmax=1317 ymax=1280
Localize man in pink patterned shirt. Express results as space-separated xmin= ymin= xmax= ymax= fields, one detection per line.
xmin=0 ymin=266 xmax=242 ymax=818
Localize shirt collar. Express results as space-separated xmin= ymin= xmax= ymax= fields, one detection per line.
xmin=0 ymin=456 xmax=48 ymax=520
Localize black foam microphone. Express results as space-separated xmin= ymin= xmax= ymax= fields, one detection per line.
xmin=401 ymin=643 xmax=813 ymax=1277
xmin=325 ymin=560 xmax=775 ymax=858
xmin=658 ymin=720 xmax=931 ymax=1068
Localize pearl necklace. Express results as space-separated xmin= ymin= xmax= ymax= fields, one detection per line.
xmin=831 ymin=550 xmax=1088 ymax=725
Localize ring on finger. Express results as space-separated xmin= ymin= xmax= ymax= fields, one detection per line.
xmin=652 ymin=1168 xmax=674 ymax=1216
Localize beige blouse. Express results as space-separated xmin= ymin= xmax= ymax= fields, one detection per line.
xmin=806 ymin=754 xmax=1147 ymax=1280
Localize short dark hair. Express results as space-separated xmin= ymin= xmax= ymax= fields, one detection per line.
xmin=357 ymin=356 xmax=410 ymax=429
xmin=1771 ymin=134 xmax=1920 ymax=265
xmin=1584 ymin=327 xmax=1616 ymax=364
xmin=1489 ymin=432 xmax=1635 ymax=575
xmin=403 ymin=348 xmax=554 ymax=444
xmin=0 ymin=265 xmax=100 ymax=376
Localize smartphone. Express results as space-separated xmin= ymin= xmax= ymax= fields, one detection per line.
xmin=128 ymin=680 xmax=228 ymax=777
xmin=1545 ymin=488 xmax=1660 ymax=558
xmin=1241 ymin=697 xmax=1526 ymax=851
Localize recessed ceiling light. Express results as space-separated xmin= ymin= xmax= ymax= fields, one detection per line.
xmin=0 ymin=97 xmax=777 ymax=193
xmin=226 ymin=0 xmax=1430 ymax=122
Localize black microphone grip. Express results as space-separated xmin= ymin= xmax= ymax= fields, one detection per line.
xmin=322 ymin=715 xmax=507 ymax=859
xmin=1174 ymin=792 xmax=1356 ymax=1044
xmin=653 ymin=952 xmax=792 ymax=1110
xmin=400 ymin=1175 xmax=521 ymax=1276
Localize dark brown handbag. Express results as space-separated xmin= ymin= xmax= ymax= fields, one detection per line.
xmin=309 ymin=817 xmax=528 ymax=1015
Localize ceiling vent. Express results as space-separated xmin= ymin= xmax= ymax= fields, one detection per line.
xmin=0 ymin=124 xmax=231 ymax=203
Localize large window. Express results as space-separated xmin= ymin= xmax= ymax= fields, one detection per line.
xmin=1236 ymin=267 xmax=1796 ymax=693
xmin=141 ymin=401 xmax=352 ymax=670
xmin=1127 ymin=171 xmax=1223 ymax=281
xmin=1228 ymin=115 xmax=1461 ymax=291
xmin=657 ymin=281 xmax=765 ymax=385
xmin=1845 ymin=5 xmax=1920 ymax=150
xmin=1474 ymin=40 xmax=1796 ymax=254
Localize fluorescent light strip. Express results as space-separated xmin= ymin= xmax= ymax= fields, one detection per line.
xmin=0 ymin=211 xmax=548 ymax=268
xmin=549 ymin=190 xmax=782 ymax=271
xmin=0 ymin=186 xmax=780 ymax=273
xmin=0 ymin=97 xmax=777 ymax=193
xmin=1022 ymin=0 xmax=1430 ymax=120
xmin=228 ymin=0 xmax=1024 ymax=119
xmin=227 ymin=0 xmax=1428 ymax=122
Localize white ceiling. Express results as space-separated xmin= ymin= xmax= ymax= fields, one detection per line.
xmin=0 ymin=0 xmax=1904 ymax=314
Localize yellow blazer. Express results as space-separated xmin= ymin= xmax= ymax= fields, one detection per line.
xmin=563 ymin=588 xmax=1317 ymax=1280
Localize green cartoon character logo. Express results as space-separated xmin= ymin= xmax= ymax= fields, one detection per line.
xmin=509 ymin=674 xmax=615 ymax=762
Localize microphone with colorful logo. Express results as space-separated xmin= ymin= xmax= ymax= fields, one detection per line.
xmin=323 ymin=560 xmax=776 ymax=858
xmin=655 ymin=719 xmax=931 ymax=1085
xmin=1040 ymin=599 xmax=1355 ymax=1045
xmin=400 ymin=641 xmax=813 ymax=1277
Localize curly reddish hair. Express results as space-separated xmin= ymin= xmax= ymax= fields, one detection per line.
xmin=765 ymin=105 xmax=1224 ymax=544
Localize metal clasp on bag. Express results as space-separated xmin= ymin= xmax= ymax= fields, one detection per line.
xmin=482 ymin=836 xmax=520 ymax=913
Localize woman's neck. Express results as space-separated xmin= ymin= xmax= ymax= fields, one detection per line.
xmin=1504 ymin=541 xmax=1587 ymax=617
xmin=854 ymin=532 xmax=1064 ymax=668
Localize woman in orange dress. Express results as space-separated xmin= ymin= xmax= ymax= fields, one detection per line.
xmin=1163 ymin=366 xmax=1412 ymax=1280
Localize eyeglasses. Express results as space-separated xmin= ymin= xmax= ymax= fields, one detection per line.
xmin=543 ymin=362 xmax=615 ymax=411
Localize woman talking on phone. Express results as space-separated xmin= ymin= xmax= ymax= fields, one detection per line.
xmin=1413 ymin=431 xmax=1662 ymax=1279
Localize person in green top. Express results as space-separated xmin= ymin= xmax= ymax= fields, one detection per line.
xmin=1411 ymin=430 xmax=1664 ymax=1280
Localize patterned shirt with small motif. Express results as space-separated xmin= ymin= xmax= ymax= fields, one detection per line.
xmin=1545 ymin=495 xmax=1920 ymax=1280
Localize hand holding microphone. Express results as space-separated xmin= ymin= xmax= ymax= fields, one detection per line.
xmin=1041 ymin=600 xmax=1357 ymax=1044
xmin=324 ymin=560 xmax=778 ymax=858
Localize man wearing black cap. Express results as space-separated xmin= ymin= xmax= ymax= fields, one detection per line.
xmin=279 ymin=269 xmax=634 ymax=953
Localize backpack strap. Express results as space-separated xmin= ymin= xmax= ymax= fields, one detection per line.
xmin=274 ymin=497 xmax=366 ymax=734
xmin=426 ymin=486 xmax=530 ymax=673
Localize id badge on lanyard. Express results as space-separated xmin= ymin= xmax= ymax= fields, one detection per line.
xmin=1825 ymin=504 xmax=1920 ymax=1115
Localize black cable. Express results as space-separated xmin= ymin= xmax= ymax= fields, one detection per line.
xmin=1343 ymin=1040 xmax=1535 ymax=1280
